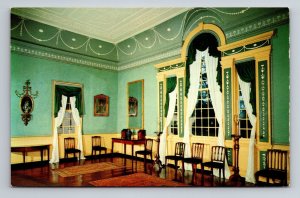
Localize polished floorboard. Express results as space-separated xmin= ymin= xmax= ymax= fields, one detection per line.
xmin=11 ymin=156 xmax=254 ymax=187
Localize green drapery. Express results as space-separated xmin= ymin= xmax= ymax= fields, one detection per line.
xmin=185 ymin=33 xmax=222 ymax=97
xmin=235 ymin=60 xmax=256 ymax=115
xmin=164 ymin=77 xmax=177 ymax=117
xmin=54 ymin=85 xmax=83 ymax=117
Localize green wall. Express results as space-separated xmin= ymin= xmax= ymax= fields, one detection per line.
xmin=117 ymin=64 xmax=158 ymax=136
xmin=11 ymin=53 xmax=118 ymax=137
xmin=271 ymin=23 xmax=290 ymax=145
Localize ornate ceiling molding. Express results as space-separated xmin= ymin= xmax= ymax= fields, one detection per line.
xmin=11 ymin=43 xmax=118 ymax=71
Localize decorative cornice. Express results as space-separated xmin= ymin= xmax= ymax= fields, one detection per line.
xmin=157 ymin=62 xmax=185 ymax=73
xmin=118 ymin=47 xmax=181 ymax=71
xmin=222 ymin=39 xmax=270 ymax=57
xmin=155 ymin=58 xmax=184 ymax=68
xmin=11 ymin=42 xmax=182 ymax=72
xmin=225 ymin=12 xmax=288 ymax=39
xmin=218 ymin=31 xmax=273 ymax=52
xmin=11 ymin=44 xmax=118 ymax=71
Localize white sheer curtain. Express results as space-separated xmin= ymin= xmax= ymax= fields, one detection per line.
xmin=205 ymin=49 xmax=231 ymax=179
xmin=70 ymin=96 xmax=85 ymax=160
xmin=238 ymin=77 xmax=256 ymax=183
xmin=183 ymin=49 xmax=202 ymax=170
xmin=159 ymin=85 xmax=177 ymax=165
xmin=50 ymin=95 xmax=67 ymax=163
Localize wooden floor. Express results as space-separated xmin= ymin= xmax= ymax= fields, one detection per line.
xmin=11 ymin=156 xmax=254 ymax=187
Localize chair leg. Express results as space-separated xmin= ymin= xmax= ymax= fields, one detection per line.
xmin=222 ymin=168 xmax=225 ymax=184
xmin=165 ymin=157 xmax=167 ymax=178
xmin=201 ymin=165 xmax=204 ymax=186
xmin=144 ymin=155 xmax=146 ymax=173
xmin=211 ymin=167 xmax=214 ymax=186
xmin=135 ymin=153 xmax=138 ymax=172
xmin=175 ymin=160 xmax=178 ymax=180
xmin=181 ymin=160 xmax=185 ymax=182
xmin=219 ymin=168 xmax=221 ymax=183
xmin=191 ymin=164 xmax=196 ymax=185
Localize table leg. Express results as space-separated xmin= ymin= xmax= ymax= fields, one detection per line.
xmin=124 ymin=144 xmax=126 ymax=166
xmin=41 ymin=149 xmax=43 ymax=162
xmin=132 ymin=144 xmax=134 ymax=172
xmin=111 ymin=142 xmax=114 ymax=162
xmin=47 ymin=147 xmax=50 ymax=161
xmin=23 ymin=151 xmax=25 ymax=164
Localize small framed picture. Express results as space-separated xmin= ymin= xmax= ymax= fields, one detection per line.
xmin=128 ymin=96 xmax=138 ymax=117
xmin=20 ymin=95 xmax=34 ymax=114
xmin=94 ymin=94 xmax=109 ymax=116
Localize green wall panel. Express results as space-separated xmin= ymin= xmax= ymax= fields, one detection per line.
xmin=271 ymin=24 xmax=290 ymax=145
xmin=117 ymin=64 xmax=158 ymax=136
xmin=178 ymin=78 xmax=185 ymax=138
xmin=258 ymin=60 xmax=269 ymax=142
xmin=11 ymin=53 xmax=118 ymax=137
xmin=224 ymin=68 xmax=232 ymax=140
xmin=226 ymin=148 xmax=233 ymax=166
xmin=259 ymin=150 xmax=267 ymax=170
xmin=159 ymin=81 xmax=164 ymax=132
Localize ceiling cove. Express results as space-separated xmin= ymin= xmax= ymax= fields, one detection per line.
xmin=11 ymin=8 xmax=189 ymax=44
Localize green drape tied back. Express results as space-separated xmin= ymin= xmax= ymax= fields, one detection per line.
xmin=185 ymin=33 xmax=222 ymax=97
xmin=235 ymin=60 xmax=256 ymax=115
xmin=164 ymin=77 xmax=177 ymax=117
xmin=54 ymin=85 xmax=83 ymax=117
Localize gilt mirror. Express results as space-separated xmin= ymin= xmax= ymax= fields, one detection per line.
xmin=127 ymin=79 xmax=144 ymax=130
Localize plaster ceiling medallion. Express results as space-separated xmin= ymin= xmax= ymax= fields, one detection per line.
xmin=11 ymin=8 xmax=188 ymax=44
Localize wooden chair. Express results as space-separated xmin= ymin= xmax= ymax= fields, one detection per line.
xmin=137 ymin=129 xmax=146 ymax=140
xmin=165 ymin=142 xmax=185 ymax=181
xmin=201 ymin=146 xmax=226 ymax=185
xmin=255 ymin=149 xmax=288 ymax=186
xmin=121 ymin=129 xmax=127 ymax=139
xmin=91 ymin=136 xmax=107 ymax=157
xmin=135 ymin=138 xmax=153 ymax=172
xmin=121 ymin=129 xmax=132 ymax=140
xmin=183 ymin=143 xmax=205 ymax=184
xmin=64 ymin=137 xmax=81 ymax=160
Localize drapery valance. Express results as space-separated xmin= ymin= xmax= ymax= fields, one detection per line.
xmin=164 ymin=77 xmax=177 ymax=117
xmin=185 ymin=33 xmax=222 ymax=96
xmin=54 ymin=85 xmax=83 ymax=117
xmin=235 ymin=60 xmax=256 ymax=115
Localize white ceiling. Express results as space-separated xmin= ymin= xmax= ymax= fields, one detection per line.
xmin=12 ymin=8 xmax=188 ymax=44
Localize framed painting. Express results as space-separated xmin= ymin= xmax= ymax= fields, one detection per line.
xmin=128 ymin=96 xmax=138 ymax=117
xmin=94 ymin=94 xmax=109 ymax=116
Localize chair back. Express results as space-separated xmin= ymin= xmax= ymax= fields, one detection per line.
xmin=174 ymin=142 xmax=185 ymax=157
xmin=211 ymin=146 xmax=226 ymax=163
xmin=191 ymin=143 xmax=205 ymax=159
xmin=145 ymin=139 xmax=153 ymax=152
xmin=137 ymin=129 xmax=146 ymax=140
xmin=92 ymin=136 xmax=102 ymax=147
xmin=64 ymin=137 xmax=76 ymax=150
xmin=266 ymin=149 xmax=288 ymax=171
xmin=121 ymin=129 xmax=127 ymax=139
